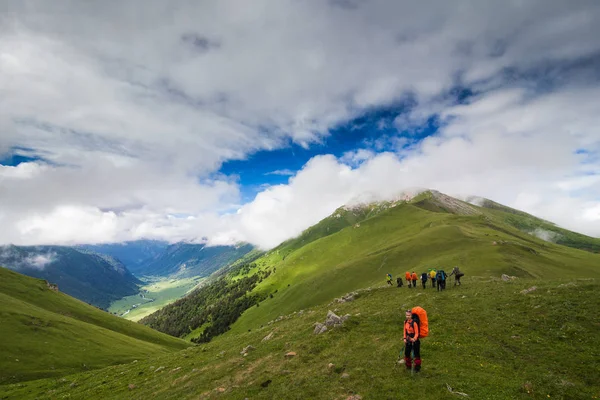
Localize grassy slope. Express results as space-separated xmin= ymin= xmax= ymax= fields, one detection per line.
xmin=228 ymin=202 xmax=599 ymax=333
xmin=0 ymin=268 xmax=190 ymax=384
xmin=473 ymin=198 xmax=600 ymax=253
xmin=3 ymin=278 xmax=599 ymax=399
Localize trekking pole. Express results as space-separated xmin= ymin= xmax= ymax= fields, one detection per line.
xmin=411 ymin=346 xmax=415 ymax=377
xmin=395 ymin=345 xmax=405 ymax=368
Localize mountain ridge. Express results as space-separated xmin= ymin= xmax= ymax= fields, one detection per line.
xmin=0 ymin=245 xmax=141 ymax=309
xmin=140 ymin=190 xmax=599 ymax=343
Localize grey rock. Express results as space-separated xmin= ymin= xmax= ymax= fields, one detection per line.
xmin=313 ymin=322 xmax=327 ymax=335
xmin=240 ymin=345 xmax=255 ymax=356
xmin=325 ymin=310 xmax=341 ymax=327
xmin=520 ymin=286 xmax=537 ymax=294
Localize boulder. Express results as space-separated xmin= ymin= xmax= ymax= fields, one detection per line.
xmin=262 ymin=332 xmax=274 ymax=342
xmin=313 ymin=323 xmax=327 ymax=335
xmin=284 ymin=351 xmax=297 ymax=358
xmin=325 ymin=310 xmax=341 ymax=327
xmin=240 ymin=345 xmax=255 ymax=356
xmin=520 ymin=286 xmax=537 ymax=295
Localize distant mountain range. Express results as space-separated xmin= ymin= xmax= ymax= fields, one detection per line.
xmin=78 ymin=240 xmax=169 ymax=275
xmin=0 ymin=245 xmax=140 ymax=309
xmin=0 ymin=240 xmax=255 ymax=311
xmin=143 ymin=242 xmax=255 ymax=278
xmin=79 ymin=240 xmax=256 ymax=279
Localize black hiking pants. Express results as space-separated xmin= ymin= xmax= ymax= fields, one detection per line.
xmin=437 ymin=279 xmax=446 ymax=291
xmin=404 ymin=338 xmax=421 ymax=371
xmin=421 ymin=280 xmax=426 ymax=289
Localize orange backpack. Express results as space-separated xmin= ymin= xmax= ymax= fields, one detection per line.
xmin=411 ymin=306 xmax=429 ymax=338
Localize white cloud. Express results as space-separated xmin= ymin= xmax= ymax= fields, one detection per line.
xmin=0 ymin=246 xmax=57 ymax=270
xmin=340 ymin=149 xmax=376 ymax=166
xmin=0 ymin=162 xmax=47 ymax=179
xmin=219 ymin=83 xmax=600 ymax=248
xmin=25 ymin=252 xmax=57 ymax=270
xmin=0 ymin=1 xmax=599 ymax=247
xmin=264 ymin=169 xmax=295 ymax=176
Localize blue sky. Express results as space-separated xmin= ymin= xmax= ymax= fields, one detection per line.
xmin=0 ymin=1 xmax=599 ymax=247
xmin=220 ymin=104 xmax=444 ymax=202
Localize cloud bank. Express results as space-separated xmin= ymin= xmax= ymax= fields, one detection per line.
xmin=1 ymin=1 xmax=599 ymax=248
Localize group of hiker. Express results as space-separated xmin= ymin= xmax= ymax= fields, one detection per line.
xmin=386 ymin=268 xmax=465 ymax=373
xmin=387 ymin=266 xmax=464 ymax=291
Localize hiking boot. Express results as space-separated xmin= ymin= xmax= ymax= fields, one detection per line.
xmin=414 ymin=359 xmax=421 ymax=372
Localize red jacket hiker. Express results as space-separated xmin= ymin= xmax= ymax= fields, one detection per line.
xmin=404 ymin=318 xmax=419 ymax=341
xmin=403 ymin=310 xmax=422 ymax=372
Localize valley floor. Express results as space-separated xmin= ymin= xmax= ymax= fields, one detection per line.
xmin=108 ymin=276 xmax=204 ymax=322
xmin=2 ymin=277 xmax=599 ymax=399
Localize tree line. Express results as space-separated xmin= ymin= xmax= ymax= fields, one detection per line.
xmin=140 ymin=263 xmax=271 ymax=342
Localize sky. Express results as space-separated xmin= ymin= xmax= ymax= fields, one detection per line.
xmin=1 ymin=0 xmax=599 ymax=249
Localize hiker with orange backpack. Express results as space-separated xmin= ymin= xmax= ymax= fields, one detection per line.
xmin=403 ymin=307 xmax=428 ymax=372
xmin=405 ymin=271 xmax=412 ymax=288
xmin=411 ymin=271 xmax=418 ymax=288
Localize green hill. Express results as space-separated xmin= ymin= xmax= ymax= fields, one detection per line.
xmin=2 ymin=278 xmax=599 ymax=399
xmin=467 ymin=196 xmax=600 ymax=253
xmin=227 ymin=195 xmax=598 ymax=333
xmin=140 ymin=191 xmax=599 ymax=342
xmin=0 ymin=267 xmax=190 ymax=384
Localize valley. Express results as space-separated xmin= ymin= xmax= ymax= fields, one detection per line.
xmin=108 ymin=276 xmax=204 ymax=322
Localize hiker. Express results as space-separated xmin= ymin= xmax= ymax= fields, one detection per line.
xmin=386 ymin=273 xmax=393 ymax=286
xmin=429 ymin=269 xmax=437 ymax=288
xmin=436 ymin=270 xmax=447 ymax=291
xmin=448 ymin=266 xmax=464 ymax=286
xmin=411 ymin=271 xmax=418 ymax=288
xmin=397 ymin=277 xmax=403 ymax=287
xmin=421 ymin=272 xmax=428 ymax=289
xmin=403 ymin=309 xmax=422 ymax=372
xmin=405 ymin=271 xmax=412 ymax=288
